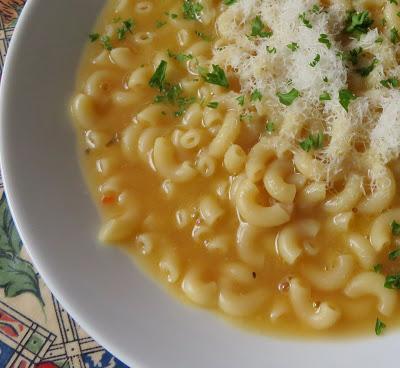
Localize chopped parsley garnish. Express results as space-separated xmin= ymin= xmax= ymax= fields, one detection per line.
xmin=346 ymin=47 xmax=363 ymax=65
xmin=299 ymin=12 xmax=312 ymax=28
xmin=311 ymin=5 xmax=320 ymax=14
xmin=375 ymin=318 xmax=386 ymax=336
xmin=201 ymin=64 xmax=229 ymax=88
xmin=89 ymin=33 xmax=100 ymax=42
xmin=149 ymin=60 xmax=168 ymax=91
xmin=384 ymin=273 xmax=400 ymax=289
xmin=266 ymin=46 xmax=277 ymax=54
xmin=251 ymin=16 xmax=272 ymax=38
xmin=391 ymin=220 xmax=400 ymax=235
xmin=345 ymin=11 xmax=373 ymax=37
xmin=323 ymin=76 xmax=329 ymax=82
xmin=100 ymin=35 xmax=113 ymax=51
xmin=339 ymin=89 xmax=357 ymax=112
xmin=277 ymin=88 xmax=300 ymax=106
xmin=266 ymin=121 xmax=275 ymax=133
xmin=236 ymin=95 xmax=245 ymax=106
xmin=390 ymin=27 xmax=400 ymax=44
xmin=319 ymin=92 xmax=331 ymax=101
xmin=376 ymin=36 xmax=384 ymax=44
xmin=390 ymin=0 xmax=399 ymax=4
xmin=154 ymin=82 xmax=196 ymax=117
xmin=251 ymin=89 xmax=263 ymax=102
xmin=240 ymin=113 xmax=253 ymax=121
xmin=357 ymin=59 xmax=378 ymax=77
xmin=389 ymin=248 xmax=400 ymax=261
xmin=373 ymin=264 xmax=383 ymax=273
xmin=207 ymin=101 xmax=219 ymax=109
xmin=287 ymin=42 xmax=299 ymax=51
xmin=318 ymin=33 xmax=331 ymax=49
xmin=223 ymin=0 xmax=237 ymax=4
xmin=309 ymin=54 xmax=321 ymax=67
xmin=299 ymin=132 xmax=324 ymax=152
xmin=156 ymin=20 xmax=167 ymax=28
xmin=381 ymin=77 xmax=399 ymax=88
xmin=117 ymin=18 xmax=134 ymax=40
xmin=165 ymin=12 xmax=178 ymax=19
xmin=182 ymin=0 xmax=203 ymax=20
xmin=195 ymin=30 xmax=212 ymax=41
xmin=167 ymin=50 xmax=193 ymax=62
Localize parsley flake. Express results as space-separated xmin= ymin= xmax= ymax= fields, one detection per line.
xmin=183 ymin=0 xmax=203 ymax=20
xmin=310 ymin=54 xmax=321 ymax=67
xmin=381 ymin=77 xmax=399 ymax=88
xmin=287 ymin=42 xmax=299 ymax=51
xmin=391 ymin=220 xmax=400 ymax=235
xmin=201 ymin=65 xmax=229 ymax=88
xmin=339 ymin=89 xmax=357 ymax=112
xmin=277 ymin=88 xmax=300 ymax=106
xmin=299 ymin=132 xmax=324 ymax=152
xmin=251 ymin=89 xmax=263 ymax=102
xmin=299 ymin=12 xmax=312 ymax=28
xmin=375 ymin=318 xmax=386 ymax=336
xmin=373 ymin=264 xmax=383 ymax=273
xmin=385 ymin=273 xmax=400 ymax=289
xmin=318 ymin=33 xmax=331 ymax=49
xmin=251 ymin=16 xmax=272 ymax=38
xmin=149 ymin=60 xmax=168 ymax=91
xmin=89 ymin=33 xmax=100 ymax=42
xmin=356 ymin=59 xmax=378 ymax=77
xmin=207 ymin=101 xmax=219 ymax=109
xmin=345 ymin=11 xmax=373 ymax=37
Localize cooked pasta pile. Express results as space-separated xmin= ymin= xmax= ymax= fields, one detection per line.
xmin=71 ymin=0 xmax=400 ymax=336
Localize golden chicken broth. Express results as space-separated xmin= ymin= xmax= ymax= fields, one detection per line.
xmin=71 ymin=0 xmax=400 ymax=337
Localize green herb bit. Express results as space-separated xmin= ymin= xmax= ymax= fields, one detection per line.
xmin=195 ymin=30 xmax=212 ymax=41
xmin=375 ymin=318 xmax=386 ymax=336
xmin=356 ymin=59 xmax=378 ymax=77
xmin=156 ymin=20 xmax=167 ymax=28
xmin=277 ymin=88 xmax=300 ymax=106
xmin=201 ymin=64 xmax=229 ymax=88
xmin=389 ymin=248 xmax=400 ymax=261
xmin=183 ymin=0 xmax=203 ymax=20
xmin=299 ymin=12 xmax=312 ymax=28
xmin=223 ymin=0 xmax=237 ymax=4
xmin=319 ymin=92 xmax=331 ymax=101
xmin=323 ymin=76 xmax=329 ymax=82
xmin=207 ymin=101 xmax=219 ymax=109
xmin=251 ymin=16 xmax=273 ymax=38
xmin=251 ymin=89 xmax=263 ymax=102
xmin=149 ymin=60 xmax=168 ymax=91
xmin=346 ymin=47 xmax=363 ymax=65
xmin=266 ymin=46 xmax=277 ymax=54
xmin=287 ymin=42 xmax=299 ymax=51
xmin=390 ymin=27 xmax=400 ymax=44
xmin=376 ymin=36 xmax=384 ymax=43
xmin=89 ymin=33 xmax=100 ymax=42
xmin=236 ymin=95 xmax=245 ymax=106
xmin=310 ymin=54 xmax=321 ymax=67
xmin=100 ymin=35 xmax=113 ymax=51
xmin=117 ymin=18 xmax=134 ymax=40
xmin=266 ymin=121 xmax=275 ymax=133
xmin=299 ymin=132 xmax=324 ymax=152
xmin=318 ymin=33 xmax=331 ymax=49
xmin=385 ymin=273 xmax=400 ymax=289
xmin=381 ymin=77 xmax=399 ymax=88
xmin=165 ymin=11 xmax=178 ymax=19
xmin=390 ymin=0 xmax=399 ymax=5
xmin=373 ymin=264 xmax=383 ymax=273
xmin=391 ymin=220 xmax=400 ymax=235
xmin=311 ymin=5 xmax=320 ymax=14
xmin=167 ymin=50 xmax=193 ymax=62
xmin=345 ymin=11 xmax=373 ymax=36
xmin=339 ymin=89 xmax=357 ymax=112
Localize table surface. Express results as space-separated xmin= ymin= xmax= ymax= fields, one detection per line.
xmin=0 ymin=2 xmax=130 ymax=367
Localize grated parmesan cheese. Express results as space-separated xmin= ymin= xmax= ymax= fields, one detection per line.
xmin=212 ymin=0 xmax=400 ymax=182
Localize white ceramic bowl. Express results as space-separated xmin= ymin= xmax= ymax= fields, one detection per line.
xmin=0 ymin=1 xmax=397 ymax=367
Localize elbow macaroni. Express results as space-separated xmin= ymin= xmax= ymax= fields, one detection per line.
xmin=72 ymin=0 xmax=400 ymax=336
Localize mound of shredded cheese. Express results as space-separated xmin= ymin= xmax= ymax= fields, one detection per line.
xmin=212 ymin=0 xmax=400 ymax=183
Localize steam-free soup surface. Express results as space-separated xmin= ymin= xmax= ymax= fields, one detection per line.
xmin=71 ymin=0 xmax=400 ymax=337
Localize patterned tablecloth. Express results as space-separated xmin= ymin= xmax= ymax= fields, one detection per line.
xmin=0 ymin=2 xmax=129 ymax=367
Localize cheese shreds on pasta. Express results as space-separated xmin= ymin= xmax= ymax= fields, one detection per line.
xmin=212 ymin=0 xmax=400 ymax=181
